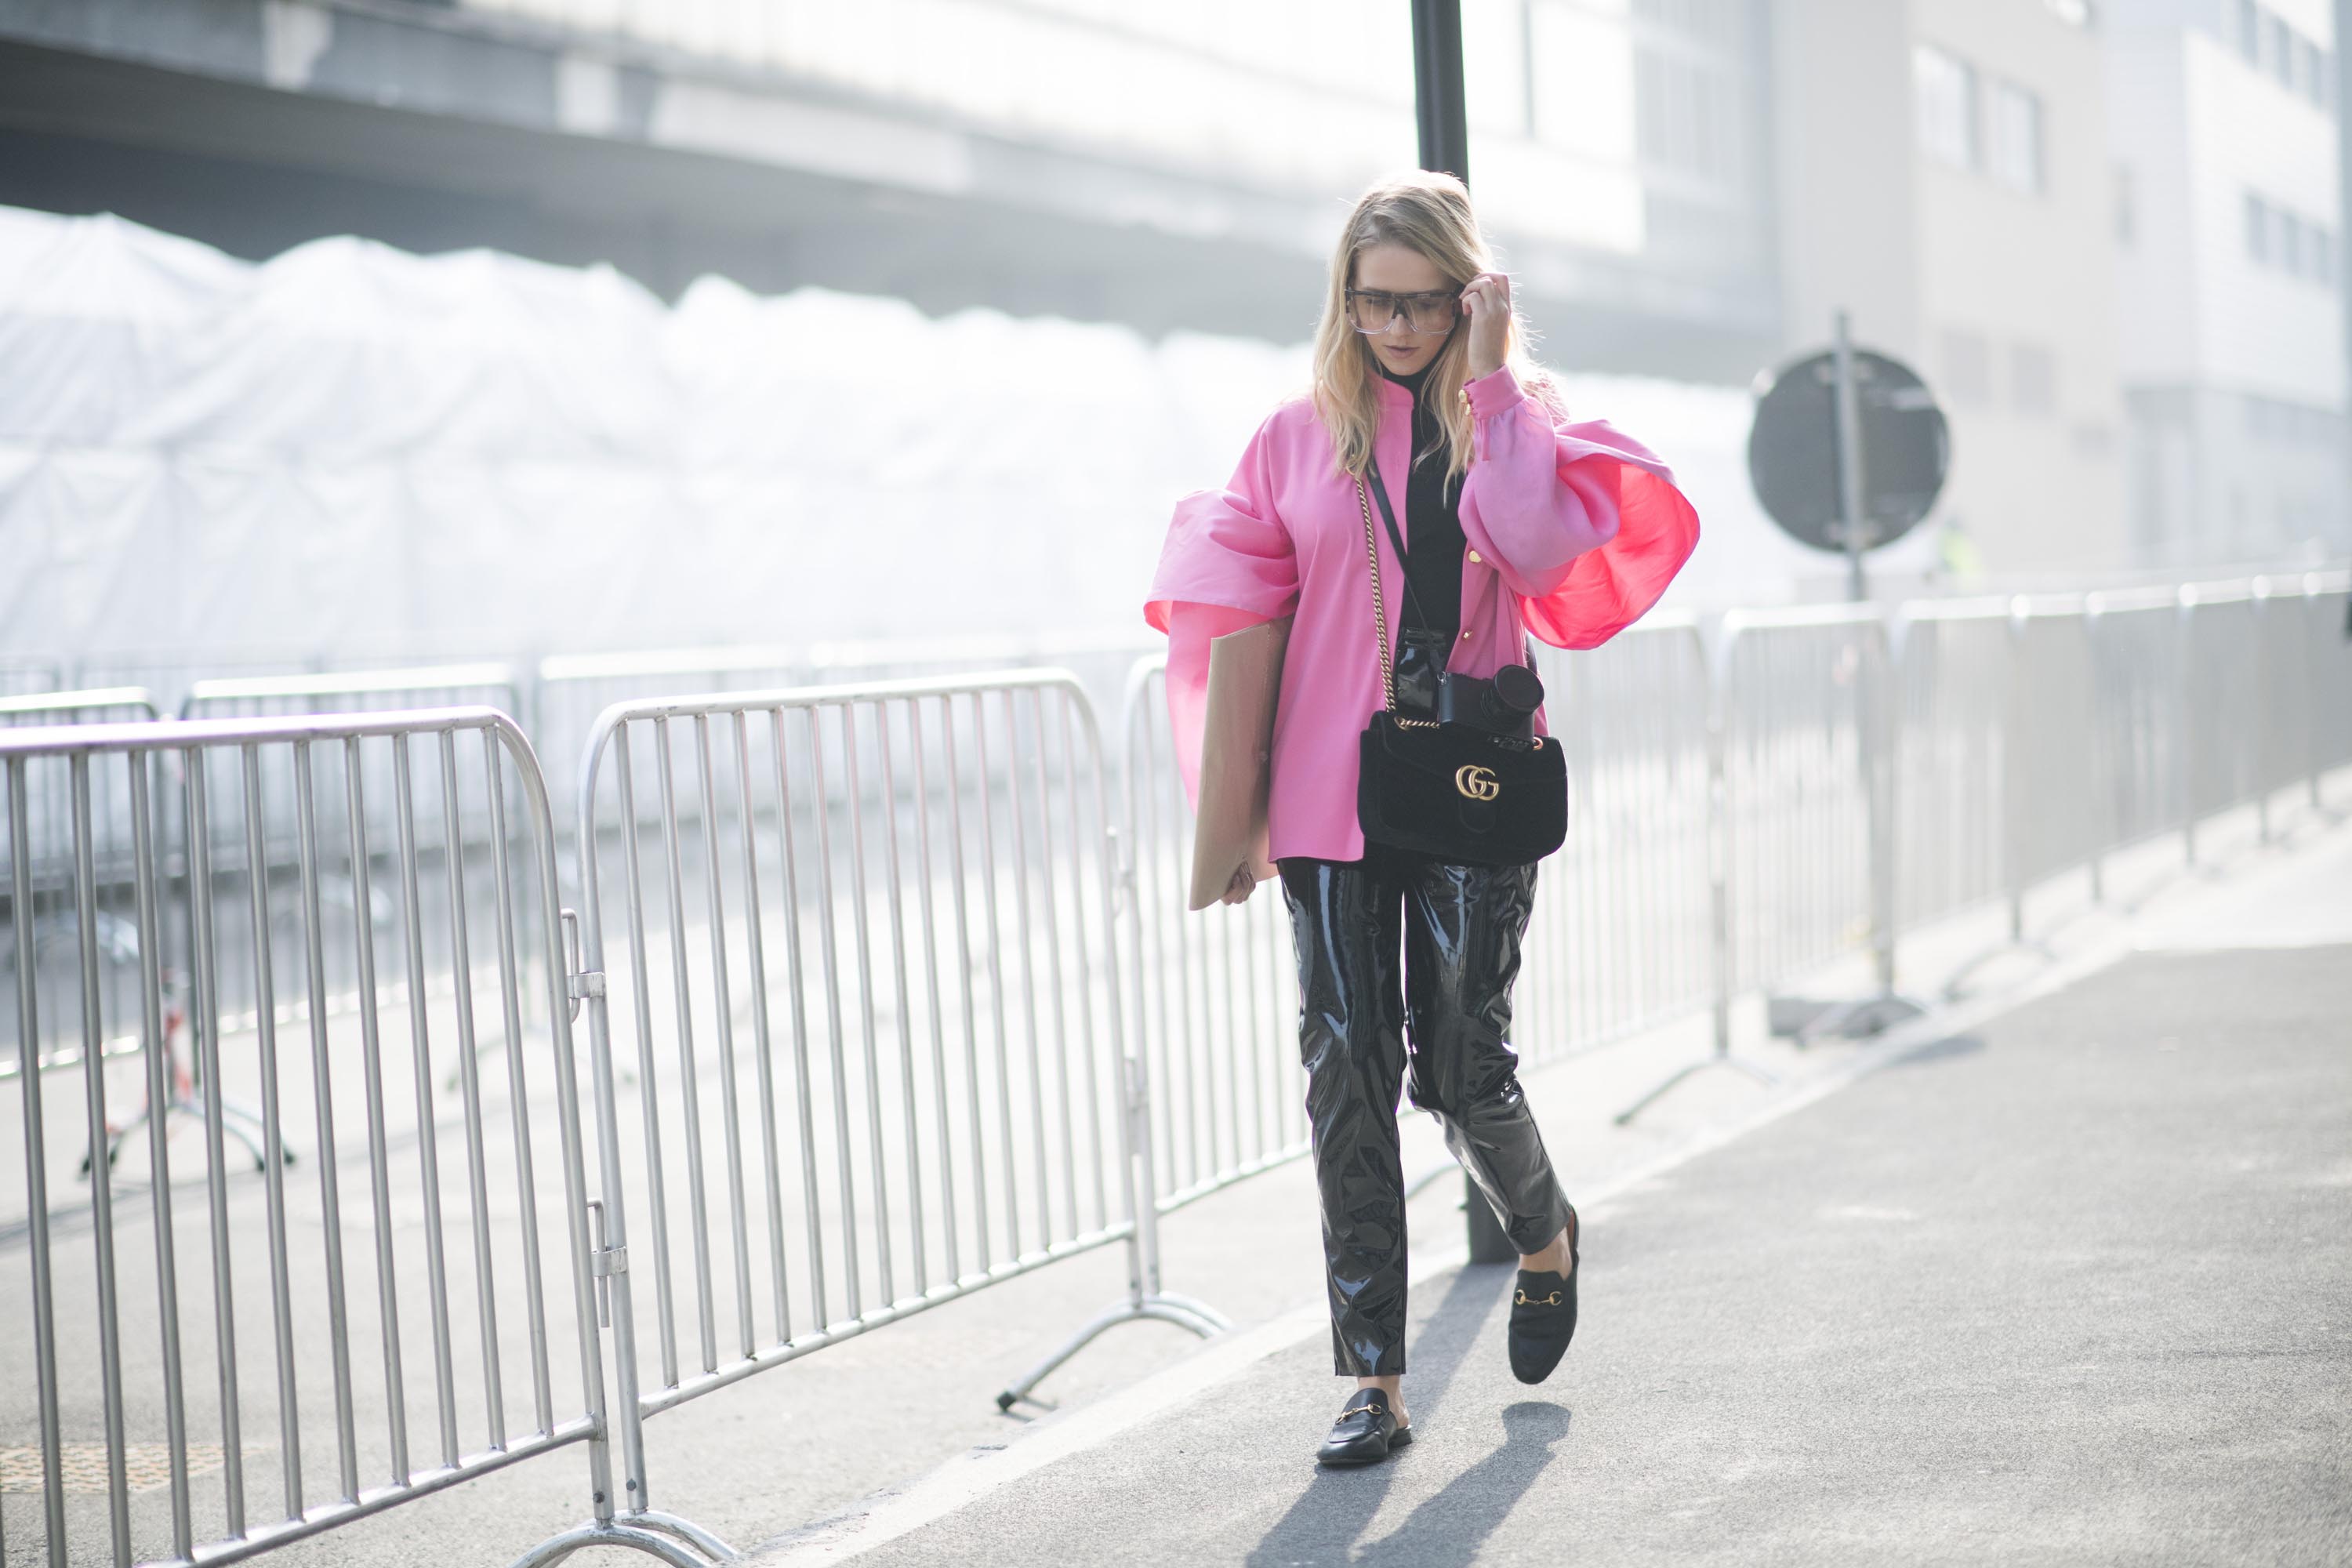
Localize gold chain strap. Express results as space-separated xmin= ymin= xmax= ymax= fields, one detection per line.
xmin=1356 ymin=473 xmax=1441 ymax=731
xmin=1355 ymin=473 xmax=1398 ymax=716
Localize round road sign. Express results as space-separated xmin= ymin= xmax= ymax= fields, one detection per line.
xmin=1748 ymin=349 xmax=1951 ymax=554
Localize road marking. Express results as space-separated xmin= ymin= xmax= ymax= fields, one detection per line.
xmin=747 ymin=927 xmax=2138 ymax=1566
xmin=746 ymin=1301 xmax=1327 ymax=1564
xmin=2132 ymin=930 xmax=2352 ymax=951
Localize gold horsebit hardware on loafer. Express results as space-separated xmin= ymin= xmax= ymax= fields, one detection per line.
xmin=1514 ymin=1288 xmax=1565 ymax=1306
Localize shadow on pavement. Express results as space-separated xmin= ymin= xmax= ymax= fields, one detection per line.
xmin=1889 ymin=1033 xmax=1985 ymax=1069
xmin=1244 ymin=1260 xmax=1520 ymax=1568
xmin=1355 ymin=1402 xmax=1573 ymax=1567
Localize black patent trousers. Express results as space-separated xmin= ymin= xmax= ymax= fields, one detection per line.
xmin=1277 ymin=843 xmax=1573 ymax=1377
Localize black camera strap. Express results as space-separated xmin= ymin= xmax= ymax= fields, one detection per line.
xmin=1363 ymin=456 xmax=1432 ymax=637
xmin=1367 ymin=455 xmax=1534 ymax=673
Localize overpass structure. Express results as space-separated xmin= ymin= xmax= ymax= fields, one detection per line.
xmin=0 ymin=0 xmax=1778 ymax=378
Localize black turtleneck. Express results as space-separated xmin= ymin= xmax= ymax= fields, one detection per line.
xmin=1379 ymin=363 xmax=1466 ymax=648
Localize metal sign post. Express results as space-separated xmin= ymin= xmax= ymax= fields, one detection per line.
xmin=1740 ymin=312 xmax=1948 ymax=1047
xmin=1831 ymin=310 xmax=1869 ymax=601
xmin=1406 ymin=0 xmax=1515 ymax=1266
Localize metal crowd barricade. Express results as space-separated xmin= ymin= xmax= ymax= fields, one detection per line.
xmin=2238 ymin=568 xmax=2352 ymax=826
xmin=1116 ymin=655 xmax=1305 ymax=1214
xmin=805 ymin=630 xmax=1160 ymax=736
xmin=2179 ymin=582 xmax=2264 ymax=867
xmin=1118 ymin=622 xmax=1719 ymax=1185
xmin=1519 ymin=617 xmax=1717 ymax=1066
xmin=0 ymin=708 xmax=691 ymax=1568
xmin=178 ymin=662 xmax=526 ymax=885
xmin=1712 ymin=604 xmax=1890 ymax=1008
xmin=2296 ymin=568 xmax=2352 ymax=806
xmin=1928 ymin=597 xmax=2104 ymax=993
xmin=1889 ymin=599 xmax=2011 ymax=942
xmin=2080 ymin=585 xmax=2186 ymax=902
xmin=2005 ymin=598 xmax=2103 ymax=916
xmin=2 ymin=689 xmax=168 ymax=1090
xmin=176 ymin=665 xmax=547 ymax=1058
xmin=534 ymin=646 xmax=804 ymax=828
xmin=178 ymin=663 xmax=524 ymax=731
xmin=559 ymin=670 xmax=1222 ymax=1562
xmin=0 ymin=658 xmax=67 ymax=700
xmin=2249 ymin=578 xmax=2315 ymax=839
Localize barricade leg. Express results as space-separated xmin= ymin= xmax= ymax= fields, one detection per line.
xmin=996 ymin=1028 xmax=1227 ymax=1412
xmin=510 ymin=1512 xmax=736 ymax=1568
xmin=3 ymin=710 xmax=707 ymax=1568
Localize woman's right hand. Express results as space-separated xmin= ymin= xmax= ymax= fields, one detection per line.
xmin=1221 ymin=866 xmax=1256 ymax=905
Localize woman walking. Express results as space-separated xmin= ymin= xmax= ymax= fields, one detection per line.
xmin=1145 ymin=171 xmax=1698 ymax=1466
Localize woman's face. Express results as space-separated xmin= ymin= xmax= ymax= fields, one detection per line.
xmin=1349 ymin=241 xmax=1459 ymax=378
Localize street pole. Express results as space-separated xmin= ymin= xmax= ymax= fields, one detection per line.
xmin=2337 ymin=2 xmax=2352 ymax=559
xmin=1828 ymin=309 xmax=1908 ymax=1014
xmin=1413 ymin=0 xmax=1471 ymax=183
xmin=1831 ymin=310 xmax=1868 ymax=602
xmin=1407 ymin=0 xmax=1517 ymax=1266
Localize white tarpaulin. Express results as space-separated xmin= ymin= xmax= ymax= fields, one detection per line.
xmin=0 ymin=204 xmax=1861 ymax=669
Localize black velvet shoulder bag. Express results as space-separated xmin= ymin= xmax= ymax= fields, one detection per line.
xmin=1353 ymin=460 xmax=1567 ymax=868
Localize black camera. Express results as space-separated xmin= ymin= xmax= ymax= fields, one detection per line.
xmin=1436 ymin=662 xmax=1544 ymax=739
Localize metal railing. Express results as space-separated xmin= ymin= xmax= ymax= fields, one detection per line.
xmin=2 ymin=689 xmax=169 ymax=1085
xmin=1115 ymin=615 xmax=1722 ymax=1215
xmin=1714 ymin=604 xmax=1889 ymax=1004
xmin=1118 ymin=657 xmax=1304 ymax=1214
xmin=0 ymin=658 xmax=66 ymax=700
xmin=1518 ymin=618 xmax=1718 ymax=1064
xmin=172 ymin=666 xmax=551 ymax=1054
xmin=1114 ymin=573 xmax=2352 ymax=1137
xmin=554 ymin=669 xmax=1224 ymax=1562
xmin=0 ymin=567 xmax=2343 ymax=1565
xmin=0 ymin=708 xmax=692 ymax=1568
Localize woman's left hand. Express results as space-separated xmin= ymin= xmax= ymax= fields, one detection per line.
xmin=1461 ymin=270 xmax=1512 ymax=379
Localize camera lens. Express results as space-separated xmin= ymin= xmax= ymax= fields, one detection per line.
xmin=1494 ymin=664 xmax=1543 ymax=715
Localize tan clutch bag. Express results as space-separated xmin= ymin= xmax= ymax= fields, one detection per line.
xmin=1187 ymin=616 xmax=1291 ymax=910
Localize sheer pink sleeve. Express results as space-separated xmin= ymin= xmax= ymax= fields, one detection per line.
xmin=1458 ymin=367 xmax=1700 ymax=650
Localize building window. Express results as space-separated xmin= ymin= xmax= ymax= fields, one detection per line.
xmin=1987 ymin=80 xmax=2045 ymax=193
xmin=2234 ymin=5 xmax=2336 ymax=114
xmin=2245 ymin=188 xmax=2342 ymax=289
xmin=1915 ymin=45 xmax=1977 ymax=169
xmin=1942 ymin=326 xmax=1992 ymax=407
xmin=1631 ymin=0 xmax=1743 ymax=45
xmin=1635 ymin=47 xmax=1742 ymax=181
xmin=2011 ymin=343 xmax=2057 ymax=416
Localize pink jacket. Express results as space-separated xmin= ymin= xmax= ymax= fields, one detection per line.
xmin=1145 ymin=364 xmax=1699 ymax=864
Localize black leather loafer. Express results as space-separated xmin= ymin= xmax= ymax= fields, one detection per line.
xmin=1315 ymin=1389 xmax=1414 ymax=1466
xmin=1507 ymin=1204 xmax=1579 ymax=1385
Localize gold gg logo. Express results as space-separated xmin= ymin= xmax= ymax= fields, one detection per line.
xmin=1454 ymin=764 xmax=1500 ymax=801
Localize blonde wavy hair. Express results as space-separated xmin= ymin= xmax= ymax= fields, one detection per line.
xmin=1312 ymin=170 xmax=1550 ymax=485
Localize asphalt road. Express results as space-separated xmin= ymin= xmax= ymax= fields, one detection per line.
xmin=809 ymin=943 xmax=2352 ymax=1568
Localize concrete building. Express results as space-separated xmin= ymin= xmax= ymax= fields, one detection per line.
xmin=2105 ymin=0 xmax=2347 ymax=566
xmin=11 ymin=0 xmax=2324 ymax=580
xmin=0 ymin=0 xmax=1778 ymax=380
xmin=1770 ymin=0 xmax=2129 ymax=578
